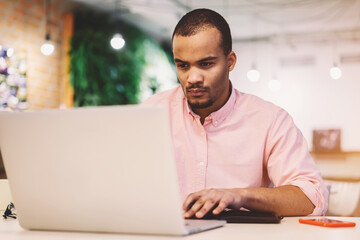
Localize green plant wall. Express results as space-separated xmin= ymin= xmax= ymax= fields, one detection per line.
xmin=70 ymin=11 xmax=171 ymax=107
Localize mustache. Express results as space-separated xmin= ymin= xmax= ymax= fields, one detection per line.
xmin=186 ymin=83 xmax=209 ymax=91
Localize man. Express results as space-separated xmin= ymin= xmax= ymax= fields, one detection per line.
xmin=143 ymin=8 xmax=328 ymax=218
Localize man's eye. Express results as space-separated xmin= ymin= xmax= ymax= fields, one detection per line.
xmin=177 ymin=63 xmax=188 ymax=69
xmin=200 ymin=62 xmax=213 ymax=67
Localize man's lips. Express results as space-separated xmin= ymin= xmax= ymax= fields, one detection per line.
xmin=187 ymin=88 xmax=207 ymax=97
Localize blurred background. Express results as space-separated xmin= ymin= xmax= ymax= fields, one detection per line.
xmin=0 ymin=0 xmax=359 ymax=216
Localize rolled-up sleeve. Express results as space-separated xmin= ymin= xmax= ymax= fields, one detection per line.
xmin=265 ymin=109 xmax=329 ymax=215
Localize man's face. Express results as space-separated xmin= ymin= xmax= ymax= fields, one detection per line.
xmin=172 ymin=27 xmax=236 ymax=113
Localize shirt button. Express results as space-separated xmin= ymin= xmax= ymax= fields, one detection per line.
xmin=214 ymin=121 xmax=218 ymax=125
xmin=201 ymin=131 xmax=205 ymax=136
xmin=199 ymin=161 xmax=205 ymax=166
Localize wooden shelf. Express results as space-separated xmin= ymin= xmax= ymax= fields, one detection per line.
xmin=311 ymin=151 xmax=360 ymax=155
xmin=311 ymin=151 xmax=360 ymax=160
xmin=311 ymin=151 xmax=360 ymax=182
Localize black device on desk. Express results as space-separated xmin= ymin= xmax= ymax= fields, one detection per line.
xmin=191 ymin=209 xmax=282 ymax=223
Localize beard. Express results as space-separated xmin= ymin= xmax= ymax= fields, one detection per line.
xmin=187 ymin=98 xmax=213 ymax=109
xmin=185 ymin=83 xmax=213 ymax=109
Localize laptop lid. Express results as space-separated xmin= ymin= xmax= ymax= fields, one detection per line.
xmin=0 ymin=106 xmax=223 ymax=235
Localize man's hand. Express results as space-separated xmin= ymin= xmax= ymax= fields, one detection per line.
xmin=183 ymin=188 xmax=245 ymax=218
xmin=183 ymin=186 xmax=315 ymax=218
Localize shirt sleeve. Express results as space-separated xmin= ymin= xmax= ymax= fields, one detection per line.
xmin=265 ymin=109 xmax=329 ymax=215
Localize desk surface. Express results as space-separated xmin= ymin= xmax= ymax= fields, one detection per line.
xmin=1 ymin=217 xmax=360 ymax=240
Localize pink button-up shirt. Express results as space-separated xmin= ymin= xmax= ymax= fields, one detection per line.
xmin=143 ymin=84 xmax=328 ymax=215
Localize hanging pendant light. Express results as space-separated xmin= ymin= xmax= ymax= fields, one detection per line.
xmin=268 ymin=74 xmax=281 ymax=92
xmin=110 ymin=0 xmax=125 ymax=50
xmin=329 ymin=63 xmax=342 ymax=80
xmin=110 ymin=33 xmax=125 ymax=50
xmin=40 ymin=0 xmax=55 ymax=56
xmin=247 ymin=64 xmax=260 ymax=82
xmin=41 ymin=33 xmax=55 ymax=56
xmin=329 ymin=40 xmax=341 ymax=80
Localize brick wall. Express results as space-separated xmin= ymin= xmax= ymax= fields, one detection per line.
xmin=0 ymin=0 xmax=73 ymax=109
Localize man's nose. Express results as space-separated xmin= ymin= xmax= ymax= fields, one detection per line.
xmin=187 ymin=68 xmax=204 ymax=85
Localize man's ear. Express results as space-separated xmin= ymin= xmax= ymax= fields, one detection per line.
xmin=227 ymin=51 xmax=237 ymax=72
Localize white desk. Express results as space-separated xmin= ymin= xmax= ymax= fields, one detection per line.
xmin=1 ymin=217 xmax=359 ymax=240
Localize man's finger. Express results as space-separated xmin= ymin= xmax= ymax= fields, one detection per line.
xmin=184 ymin=198 xmax=205 ymax=218
xmin=195 ymin=199 xmax=216 ymax=218
xmin=212 ymin=199 xmax=229 ymax=215
xmin=183 ymin=193 xmax=197 ymax=211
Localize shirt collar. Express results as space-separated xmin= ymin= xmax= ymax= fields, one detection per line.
xmin=186 ymin=81 xmax=236 ymax=127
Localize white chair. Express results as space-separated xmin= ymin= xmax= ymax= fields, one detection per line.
xmin=326 ymin=180 xmax=360 ymax=216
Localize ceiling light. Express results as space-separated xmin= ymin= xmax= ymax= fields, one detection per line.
xmin=247 ymin=66 xmax=260 ymax=82
xmin=110 ymin=33 xmax=125 ymax=50
xmin=329 ymin=64 xmax=342 ymax=80
xmin=110 ymin=0 xmax=125 ymax=50
xmin=41 ymin=0 xmax=55 ymax=56
xmin=41 ymin=42 xmax=55 ymax=56
xmin=268 ymin=78 xmax=281 ymax=92
xmin=41 ymin=34 xmax=55 ymax=56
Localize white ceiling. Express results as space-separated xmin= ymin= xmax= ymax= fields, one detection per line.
xmin=70 ymin=0 xmax=360 ymax=44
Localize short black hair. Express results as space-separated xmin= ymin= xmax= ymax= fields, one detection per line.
xmin=172 ymin=8 xmax=232 ymax=56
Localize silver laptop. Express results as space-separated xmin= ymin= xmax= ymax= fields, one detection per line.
xmin=0 ymin=105 xmax=225 ymax=235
